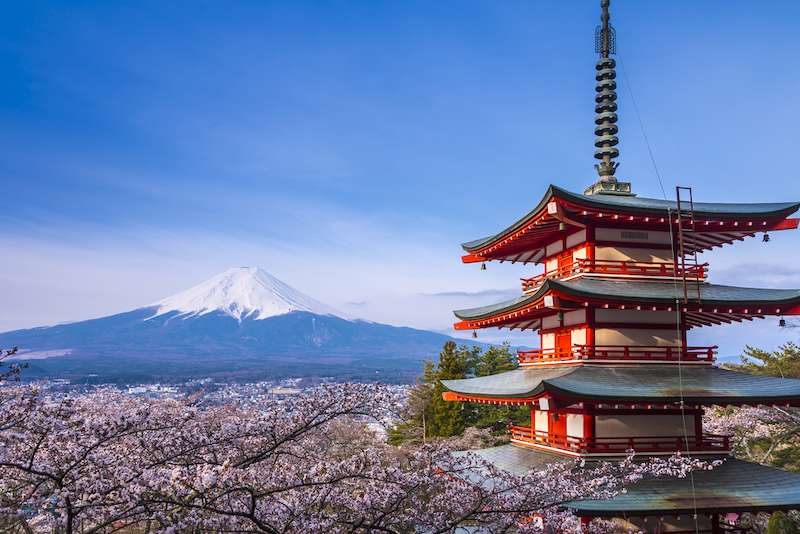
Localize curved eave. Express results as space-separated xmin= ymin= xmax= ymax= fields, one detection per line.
xmin=441 ymin=366 xmax=800 ymax=405
xmin=460 ymin=184 xmax=800 ymax=261
xmin=461 ymin=447 xmax=800 ymax=516
xmin=452 ymin=279 xmax=556 ymax=331
xmin=461 ymin=185 xmax=560 ymax=253
xmin=556 ymin=278 xmax=800 ymax=308
xmin=567 ymin=458 xmax=800 ymax=517
xmin=453 ymin=283 xmax=548 ymax=321
xmin=552 ymin=185 xmax=800 ymax=219
xmin=441 ymin=367 xmax=572 ymax=400
xmin=453 ymin=278 xmax=800 ymax=330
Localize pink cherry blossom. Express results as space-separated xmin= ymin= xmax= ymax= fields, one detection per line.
xmin=0 ymin=384 xmax=710 ymax=533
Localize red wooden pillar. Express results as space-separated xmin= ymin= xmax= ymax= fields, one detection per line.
xmin=556 ymin=330 xmax=571 ymax=357
xmin=586 ymin=304 xmax=596 ymax=353
xmin=679 ymin=311 xmax=688 ymax=354
xmin=580 ymin=516 xmax=592 ymax=533
xmin=583 ymin=404 xmax=595 ymax=452
xmin=711 ymin=513 xmax=721 ymax=534
xmin=694 ymin=407 xmax=703 ymax=445
xmin=550 ymin=411 xmax=567 ymax=442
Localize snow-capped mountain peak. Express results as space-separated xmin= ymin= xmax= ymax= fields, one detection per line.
xmin=148 ymin=267 xmax=346 ymax=321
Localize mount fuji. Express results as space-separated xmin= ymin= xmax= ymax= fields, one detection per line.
xmin=149 ymin=267 xmax=347 ymax=321
xmin=1 ymin=267 xmax=474 ymax=383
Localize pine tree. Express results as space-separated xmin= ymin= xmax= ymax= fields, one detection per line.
xmin=475 ymin=342 xmax=517 ymax=377
xmin=389 ymin=341 xmax=529 ymax=442
xmin=471 ymin=343 xmax=529 ymax=432
xmin=766 ymin=511 xmax=798 ymax=534
xmin=387 ymin=360 xmax=437 ymax=444
xmin=726 ymin=342 xmax=800 ymax=379
xmin=428 ymin=342 xmax=472 ymax=437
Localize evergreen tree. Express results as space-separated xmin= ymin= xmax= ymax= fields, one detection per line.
xmin=387 ymin=360 xmax=436 ymax=444
xmin=766 ymin=511 xmax=798 ymax=534
xmin=472 ymin=343 xmax=529 ymax=432
xmin=725 ymin=342 xmax=800 ymax=379
xmin=427 ymin=341 xmax=472 ymax=437
xmin=389 ymin=341 xmax=529 ymax=443
xmin=475 ymin=343 xmax=517 ymax=377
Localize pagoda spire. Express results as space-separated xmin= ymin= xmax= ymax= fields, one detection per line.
xmin=585 ymin=0 xmax=633 ymax=196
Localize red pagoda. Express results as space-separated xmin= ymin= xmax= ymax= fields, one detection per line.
xmin=441 ymin=1 xmax=800 ymax=531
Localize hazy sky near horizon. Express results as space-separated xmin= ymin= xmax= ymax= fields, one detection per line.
xmin=3 ymin=0 xmax=800 ymax=354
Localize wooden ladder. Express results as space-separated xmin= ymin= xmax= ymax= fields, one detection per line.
xmin=675 ymin=186 xmax=702 ymax=304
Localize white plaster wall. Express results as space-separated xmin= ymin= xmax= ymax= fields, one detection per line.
xmin=566 ymin=414 xmax=584 ymax=438
xmin=595 ymin=415 xmax=695 ymax=437
xmin=595 ymin=328 xmax=680 ymax=347
xmin=618 ymin=516 xmax=710 ymax=532
xmin=595 ymin=308 xmax=678 ymax=325
xmin=545 ymin=257 xmax=559 ymax=273
xmin=541 ymin=332 xmax=555 ymax=350
xmin=566 ymin=230 xmax=587 ymax=249
xmin=542 ymin=315 xmax=560 ymax=330
xmin=595 ymin=227 xmax=672 ymax=245
xmin=545 ymin=240 xmax=564 ymax=257
xmin=563 ymin=309 xmax=586 ymax=326
xmin=595 ymin=246 xmax=673 ymax=263
xmin=534 ymin=410 xmax=549 ymax=432
xmin=572 ymin=246 xmax=587 ymax=262
xmin=571 ymin=328 xmax=587 ymax=346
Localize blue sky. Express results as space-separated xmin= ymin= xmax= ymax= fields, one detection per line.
xmin=3 ymin=1 xmax=800 ymax=356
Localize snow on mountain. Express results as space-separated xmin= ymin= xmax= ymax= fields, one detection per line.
xmin=148 ymin=267 xmax=346 ymax=321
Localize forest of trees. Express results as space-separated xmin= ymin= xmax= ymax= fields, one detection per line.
xmin=387 ymin=341 xmax=529 ymax=445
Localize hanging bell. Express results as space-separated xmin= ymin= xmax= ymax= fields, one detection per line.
xmin=763 ymin=233 xmax=771 ymax=242
xmin=472 ymin=330 xmax=478 ymax=339
xmin=779 ymin=318 xmax=787 ymax=328
xmin=558 ymin=222 xmax=567 ymax=231
xmin=480 ymin=263 xmax=487 ymax=271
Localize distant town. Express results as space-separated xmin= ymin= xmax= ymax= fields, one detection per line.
xmin=31 ymin=376 xmax=408 ymax=405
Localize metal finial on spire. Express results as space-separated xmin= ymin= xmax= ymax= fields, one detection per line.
xmin=586 ymin=0 xmax=632 ymax=196
xmin=596 ymin=0 xmax=615 ymax=58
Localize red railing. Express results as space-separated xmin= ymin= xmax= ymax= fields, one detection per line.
xmin=520 ymin=258 xmax=708 ymax=291
xmin=517 ymin=345 xmax=717 ymax=364
xmin=520 ymin=261 xmax=582 ymax=289
xmin=508 ymin=425 xmax=730 ymax=454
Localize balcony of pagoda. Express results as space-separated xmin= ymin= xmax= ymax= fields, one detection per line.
xmin=508 ymin=425 xmax=731 ymax=457
xmin=520 ymin=258 xmax=708 ymax=292
xmin=517 ymin=345 xmax=717 ymax=365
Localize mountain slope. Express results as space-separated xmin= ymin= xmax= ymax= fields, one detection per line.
xmin=0 ymin=268 xmax=476 ymax=383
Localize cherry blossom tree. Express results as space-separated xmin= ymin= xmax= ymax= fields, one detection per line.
xmin=0 ymin=384 xmax=712 ymax=533
xmin=0 ymin=347 xmax=24 ymax=383
xmin=705 ymin=405 xmax=800 ymax=466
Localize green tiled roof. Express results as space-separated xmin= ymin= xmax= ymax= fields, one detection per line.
xmin=460 ymin=445 xmax=800 ymax=516
xmin=441 ymin=366 xmax=800 ymax=403
xmin=568 ymin=457 xmax=800 ymax=516
xmin=462 ymin=185 xmax=800 ymax=252
xmin=453 ymin=278 xmax=800 ymax=320
xmin=454 ymin=444 xmax=570 ymax=477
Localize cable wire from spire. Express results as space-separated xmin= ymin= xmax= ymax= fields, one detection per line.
xmin=621 ymin=55 xmax=703 ymax=534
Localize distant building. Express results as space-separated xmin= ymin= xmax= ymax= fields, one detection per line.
xmin=268 ymin=386 xmax=302 ymax=396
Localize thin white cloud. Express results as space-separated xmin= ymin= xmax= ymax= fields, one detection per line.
xmin=0 ymin=201 xmax=529 ymax=333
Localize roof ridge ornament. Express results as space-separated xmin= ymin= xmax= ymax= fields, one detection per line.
xmin=585 ymin=0 xmax=634 ymax=197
